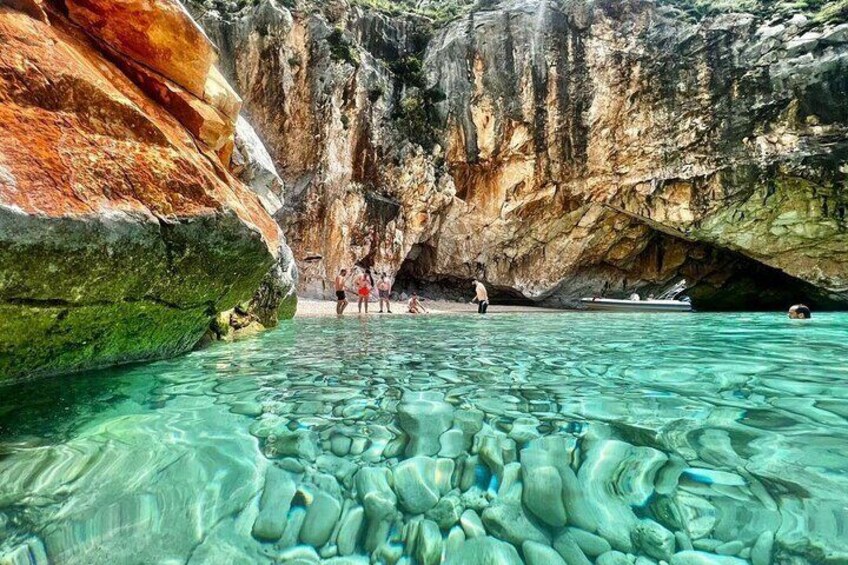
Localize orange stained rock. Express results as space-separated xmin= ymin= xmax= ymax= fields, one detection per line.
xmin=64 ymin=0 xmax=216 ymax=98
xmin=0 ymin=5 xmax=279 ymax=250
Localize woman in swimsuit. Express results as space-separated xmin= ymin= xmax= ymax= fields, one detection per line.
xmin=357 ymin=268 xmax=373 ymax=313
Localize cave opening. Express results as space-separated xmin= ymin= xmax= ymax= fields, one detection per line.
xmin=392 ymin=235 xmax=844 ymax=312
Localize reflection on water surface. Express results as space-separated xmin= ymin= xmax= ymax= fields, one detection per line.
xmin=0 ymin=313 xmax=846 ymax=564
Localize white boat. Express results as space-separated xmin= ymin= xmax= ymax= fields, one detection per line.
xmin=581 ymin=281 xmax=693 ymax=312
xmin=580 ymin=297 xmax=693 ymax=312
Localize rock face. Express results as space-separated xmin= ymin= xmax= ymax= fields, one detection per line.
xmin=0 ymin=0 xmax=295 ymax=381
xmin=190 ymin=0 xmax=848 ymax=309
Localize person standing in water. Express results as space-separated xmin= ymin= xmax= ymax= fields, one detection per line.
xmin=356 ymin=268 xmax=374 ymax=314
xmin=471 ymin=279 xmax=489 ymax=314
xmin=377 ymin=272 xmax=393 ymax=313
xmin=335 ymin=269 xmax=349 ymax=315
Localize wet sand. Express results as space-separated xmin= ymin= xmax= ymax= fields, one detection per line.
xmin=295 ymin=298 xmax=564 ymax=318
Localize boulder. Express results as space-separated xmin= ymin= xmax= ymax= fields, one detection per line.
xmin=0 ymin=4 xmax=286 ymax=381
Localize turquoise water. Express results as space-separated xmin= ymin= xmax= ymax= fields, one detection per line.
xmin=0 ymin=313 xmax=846 ymax=564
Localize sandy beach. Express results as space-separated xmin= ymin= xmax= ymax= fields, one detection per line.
xmin=295 ymin=297 xmax=563 ymax=318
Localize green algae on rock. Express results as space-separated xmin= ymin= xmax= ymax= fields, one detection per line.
xmin=0 ymin=1 xmax=295 ymax=381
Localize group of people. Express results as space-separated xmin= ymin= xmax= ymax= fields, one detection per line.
xmin=332 ymin=267 xmax=490 ymax=316
xmin=334 ymin=268 xmax=393 ymax=315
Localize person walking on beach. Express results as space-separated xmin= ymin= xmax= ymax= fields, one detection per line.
xmin=377 ymin=272 xmax=393 ymax=313
xmin=356 ymin=268 xmax=374 ymax=314
xmin=335 ymin=269 xmax=349 ymax=315
xmin=471 ymin=279 xmax=489 ymax=314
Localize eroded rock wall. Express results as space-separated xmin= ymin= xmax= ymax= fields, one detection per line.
xmin=0 ymin=0 xmax=295 ymax=380
xmin=190 ymin=0 xmax=848 ymax=308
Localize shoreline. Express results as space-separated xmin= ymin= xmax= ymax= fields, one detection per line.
xmin=295 ymin=298 xmax=564 ymax=318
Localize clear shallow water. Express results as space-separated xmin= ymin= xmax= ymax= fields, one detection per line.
xmin=0 ymin=313 xmax=846 ymax=565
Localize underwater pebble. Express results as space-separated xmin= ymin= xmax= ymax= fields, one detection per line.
xmin=675 ymin=531 xmax=694 ymax=551
xmin=460 ymin=509 xmax=486 ymax=538
xmin=751 ymin=530 xmax=774 ymax=565
xmin=445 ymin=536 xmax=522 ymax=565
xmin=715 ymin=541 xmax=744 ymax=556
xmin=497 ymin=462 xmax=521 ymax=497
xmin=299 ymin=487 xmax=342 ymax=547
xmin=596 ymin=550 xmax=632 ymax=565
xmin=278 ymin=507 xmax=307 ymax=549
xmin=669 ymin=550 xmax=749 ymax=565
xmin=521 ymin=452 xmax=567 ymax=527
xmin=445 ymin=526 xmax=466 ymax=558
xmin=692 ymin=539 xmax=722 ymax=552
xmin=267 ymin=429 xmax=320 ymax=461
xmin=439 ymin=428 xmax=466 ymax=458
xmin=523 ymin=540 xmax=567 ymax=565
xmin=324 ymin=557 xmax=369 ymax=565
xmin=277 ymin=545 xmax=320 ymax=564
xmin=566 ymin=527 xmax=612 ymax=557
xmin=330 ymin=434 xmax=352 ymax=457
xmin=336 ymin=505 xmax=364 ymax=556
xmin=415 ymin=519 xmax=443 ymax=565
xmin=252 ymin=466 xmax=296 ymax=541
xmin=393 ymin=456 xmax=454 ymax=514
xmin=398 ymin=392 xmax=454 ymax=457
xmin=508 ymin=417 xmax=541 ymax=444
xmin=632 ymin=518 xmax=676 ymax=561
xmin=230 ymin=400 xmax=263 ymax=416
xmin=453 ymin=410 xmax=484 ymax=448
xmin=481 ymin=487 xmax=550 ymax=546
xmin=553 ymin=530 xmax=593 ymax=565
xmin=426 ymin=491 xmax=464 ymax=529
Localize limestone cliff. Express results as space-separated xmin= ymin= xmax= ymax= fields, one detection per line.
xmin=189 ymin=0 xmax=847 ymax=309
xmin=0 ymin=0 xmax=296 ymax=381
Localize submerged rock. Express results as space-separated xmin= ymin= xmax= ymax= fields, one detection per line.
xmin=299 ymin=486 xmax=342 ymax=547
xmin=252 ymin=466 xmax=296 ymax=541
xmin=445 ymin=536 xmax=523 ymax=565
xmin=632 ymin=518 xmax=676 ymax=561
xmin=397 ymin=392 xmax=454 ymax=457
xmin=336 ymin=505 xmax=365 ymax=556
xmin=554 ymin=531 xmax=594 ymax=565
xmin=523 ymin=541 xmax=567 ymax=565
xmin=481 ymin=490 xmax=550 ymax=547
xmin=751 ymin=530 xmax=774 ymax=565
xmin=595 ymin=551 xmax=632 ymax=565
xmin=669 ymin=551 xmax=749 ymax=565
xmin=393 ymin=456 xmax=454 ymax=514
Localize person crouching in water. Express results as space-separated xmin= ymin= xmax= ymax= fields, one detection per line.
xmin=335 ymin=269 xmax=349 ymax=315
xmin=408 ymin=292 xmax=428 ymax=314
xmin=471 ymin=279 xmax=489 ymax=314
xmin=378 ymin=272 xmax=393 ymax=313
xmin=356 ymin=268 xmax=374 ymax=313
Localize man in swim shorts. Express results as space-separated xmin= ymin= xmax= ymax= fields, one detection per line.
xmin=335 ymin=269 xmax=349 ymax=315
xmin=471 ymin=279 xmax=489 ymax=314
xmin=377 ymin=272 xmax=393 ymax=313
